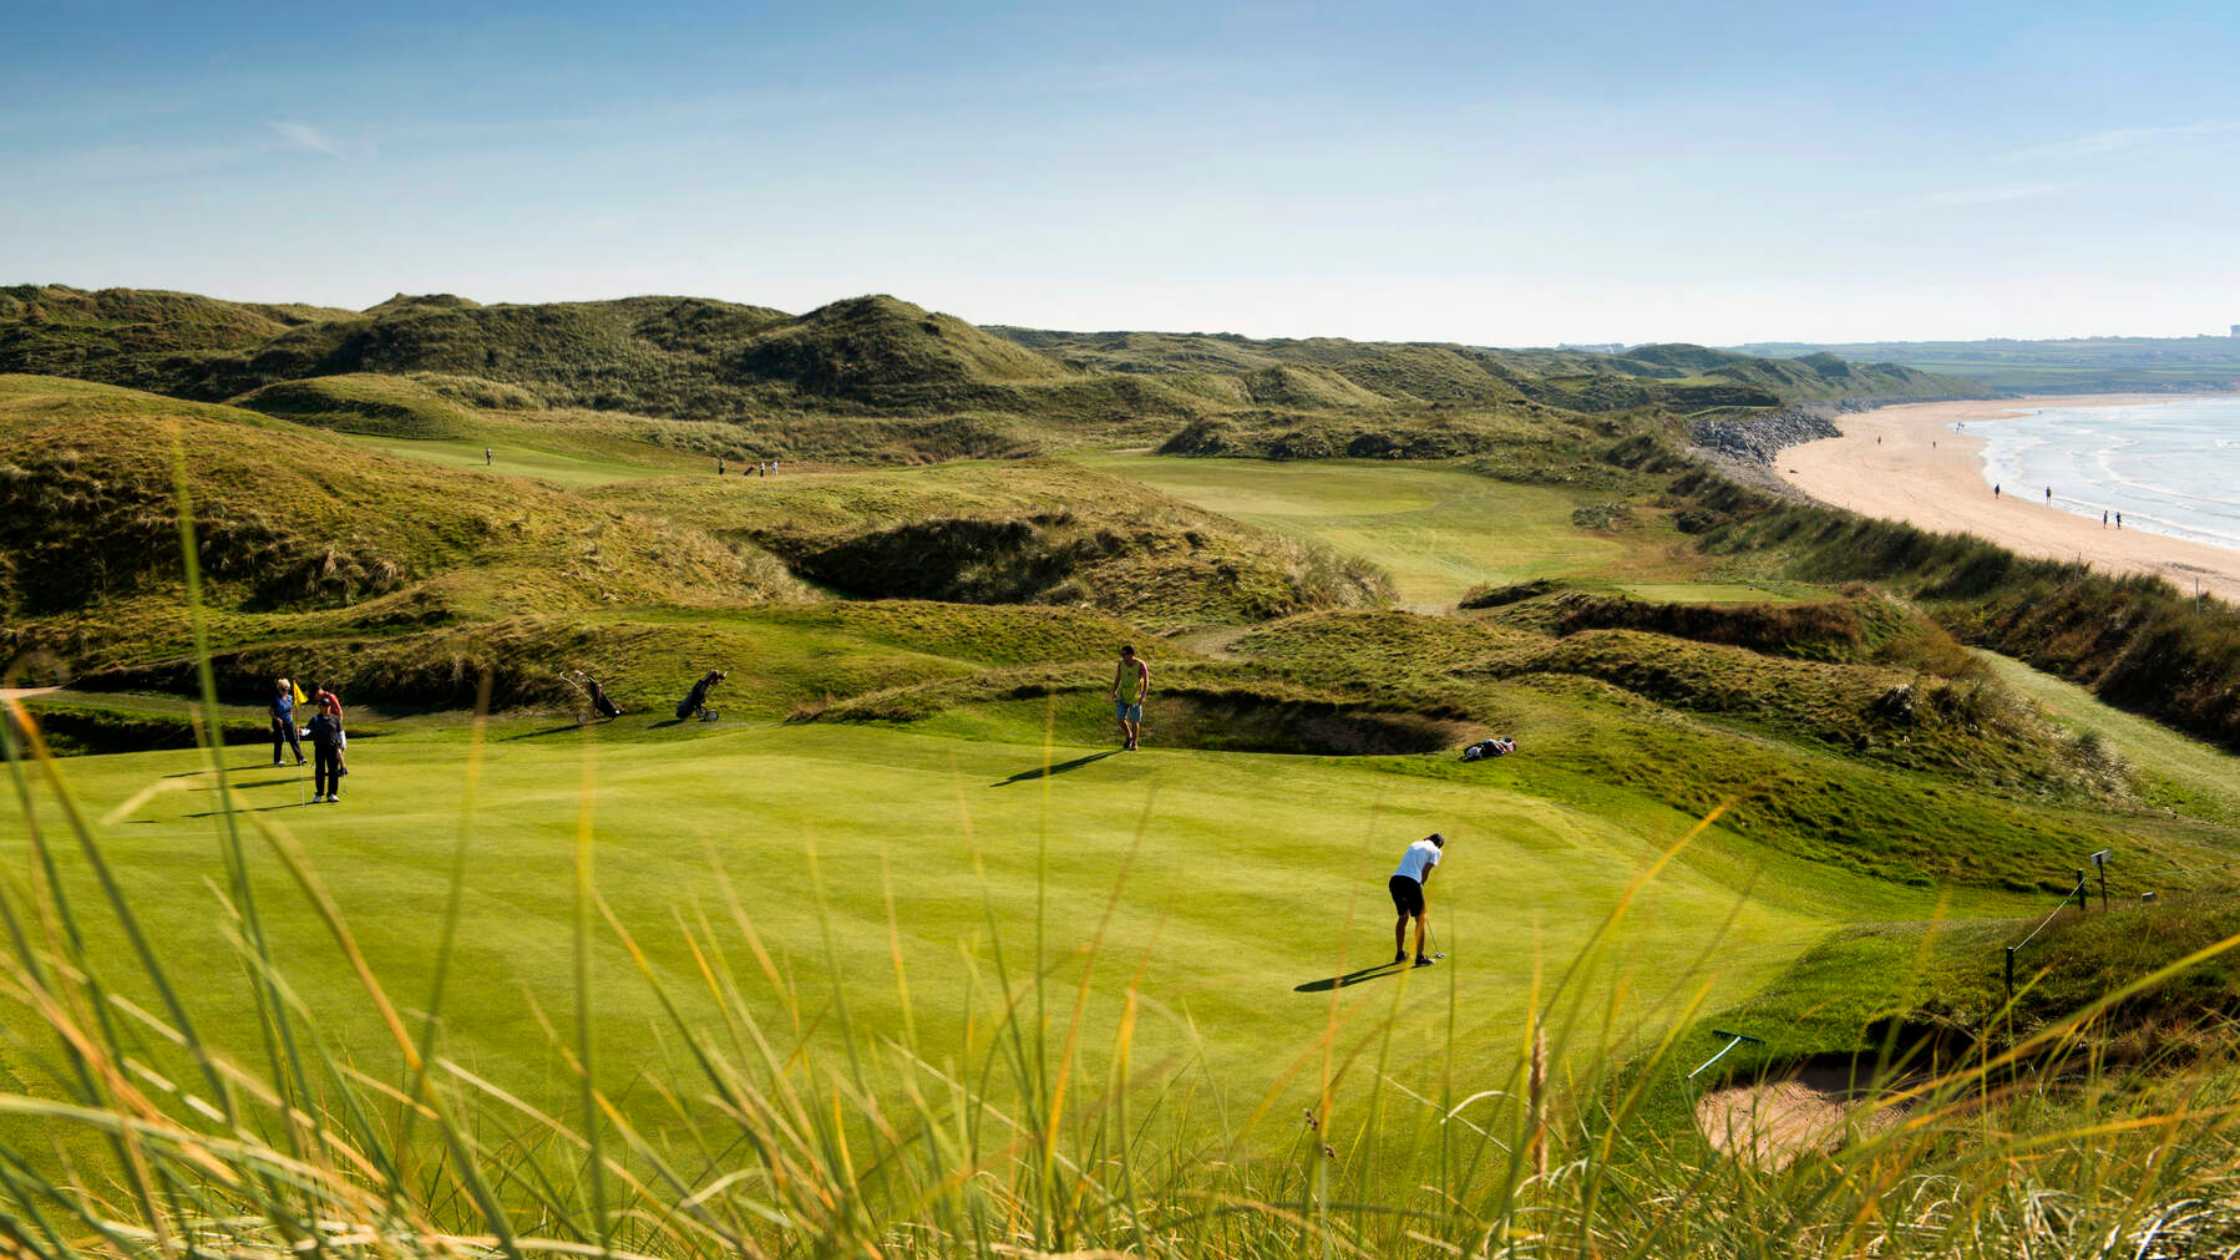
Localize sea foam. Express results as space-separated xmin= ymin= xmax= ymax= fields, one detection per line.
xmin=1975 ymin=396 xmax=2240 ymax=550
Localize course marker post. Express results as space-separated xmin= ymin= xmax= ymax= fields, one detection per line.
xmin=2090 ymin=849 xmax=2112 ymax=912
xmin=2004 ymin=946 xmax=2015 ymax=1004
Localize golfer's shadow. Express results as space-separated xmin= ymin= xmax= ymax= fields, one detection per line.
xmin=991 ymin=750 xmax=1118 ymax=788
xmin=1293 ymin=962 xmax=1405 ymax=993
xmin=163 ymin=762 xmax=272 ymax=779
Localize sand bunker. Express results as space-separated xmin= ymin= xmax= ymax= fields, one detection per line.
xmin=1695 ymin=1065 xmax=1908 ymax=1170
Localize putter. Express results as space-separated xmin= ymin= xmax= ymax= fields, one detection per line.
xmin=1425 ymin=919 xmax=1447 ymax=963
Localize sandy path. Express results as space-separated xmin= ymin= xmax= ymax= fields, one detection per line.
xmin=0 ymin=687 xmax=60 ymax=702
xmin=1776 ymin=396 xmax=2240 ymax=604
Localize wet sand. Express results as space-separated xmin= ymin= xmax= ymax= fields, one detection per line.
xmin=1775 ymin=396 xmax=2240 ymax=605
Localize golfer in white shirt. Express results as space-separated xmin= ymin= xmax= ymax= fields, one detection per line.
xmin=1389 ymin=833 xmax=1445 ymax=967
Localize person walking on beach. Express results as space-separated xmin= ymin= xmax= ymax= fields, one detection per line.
xmin=269 ymin=678 xmax=305 ymax=767
xmin=1112 ymin=644 xmax=1151 ymax=751
xmin=2117 ymin=512 xmax=2123 ymax=530
xmin=1389 ymin=833 xmax=1446 ymax=967
xmin=1995 ymin=484 xmax=2001 ymax=498
xmin=2046 ymin=486 xmax=2053 ymax=503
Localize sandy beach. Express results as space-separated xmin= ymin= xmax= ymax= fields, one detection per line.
xmin=1775 ymin=395 xmax=2240 ymax=604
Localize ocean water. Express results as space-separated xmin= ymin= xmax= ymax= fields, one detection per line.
xmin=1975 ymin=395 xmax=2240 ymax=549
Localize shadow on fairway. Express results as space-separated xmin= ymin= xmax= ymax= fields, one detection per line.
xmin=1292 ymin=962 xmax=1405 ymax=993
xmin=991 ymin=749 xmax=1119 ymax=787
xmin=185 ymin=802 xmax=317 ymax=818
xmin=506 ymin=722 xmax=598 ymax=741
xmin=165 ymin=762 xmax=279 ymax=778
xmin=221 ymin=777 xmax=308 ymax=790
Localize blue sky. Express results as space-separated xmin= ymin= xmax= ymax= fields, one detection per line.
xmin=5 ymin=0 xmax=2237 ymax=344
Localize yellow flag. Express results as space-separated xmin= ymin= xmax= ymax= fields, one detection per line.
xmin=294 ymin=682 xmax=309 ymax=707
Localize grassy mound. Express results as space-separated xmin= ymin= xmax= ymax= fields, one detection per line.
xmin=0 ymin=388 xmax=796 ymax=618
xmin=1699 ymin=892 xmax=2240 ymax=1072
xmin=818 ymin=670 xmax=1471 ymax=756
xmin=0 ymin=284 xmax=350 ymax=396
xmin=81 ymin=601 xmax=1138 ymax=717
xmin=1458 ymin=576 xmax=1565 ymax=608
xmin=1686 ymin=471 xmax=2240 ymax=751
xmin=0 ymin=378 xmax=801 ymax=668
xmin=1527 ymin=588 xmax=1973 ymax=671
xmin=232 ymin=372 xmax=483 ymax=439
xmin=599 ymin=461 xmax=1394 ymax=628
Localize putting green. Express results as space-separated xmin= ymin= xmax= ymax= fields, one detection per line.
xmin=3 ymin=714 xmax=1893 ymax=1146
xmin=1080 ymin=454 xmax=1798 ymax=609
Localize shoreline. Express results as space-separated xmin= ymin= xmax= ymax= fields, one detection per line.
xmin=1774 ymin=394 xmax=2240 ymax=604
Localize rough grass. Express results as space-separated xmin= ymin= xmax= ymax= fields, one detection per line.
xmin=230 ymin=372 xmax=484 ymax=439
xmin=599 ymin=460 xmax=1394 ymax=629
xmin=1690 ymin=470 xmax=2240 ymax=752
xmin=0 ymin=376 xmax=802 ymax=621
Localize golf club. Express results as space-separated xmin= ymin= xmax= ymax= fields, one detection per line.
xmin=1426 ymin=918 xmax=1447 ymax=962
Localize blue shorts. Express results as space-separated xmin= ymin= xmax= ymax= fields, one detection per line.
xmin=1116 ymin=700 xmax=1142 ymax=722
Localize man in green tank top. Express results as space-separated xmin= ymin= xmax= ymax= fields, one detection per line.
xmin=1112 ymin=645 xmax=1151 ymax=751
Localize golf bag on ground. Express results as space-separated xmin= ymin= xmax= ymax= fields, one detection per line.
xmin=1461 ymin=737 xmax=1515 ymax=762
xmin=675 ymin=670 xmax=725 ymax=721
xmin=586 ymin=677 xmax=622 ymax=717
xmin=561 ymin=670 xmax=627 ymax=720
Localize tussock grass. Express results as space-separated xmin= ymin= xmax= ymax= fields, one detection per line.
xmin=1692 ymin=473 xmax=2240 ymax=752
xmin=601 ymin=461 xmax=1395 ymax=629
xmin=4 ymin=447 xmax=2240 ymax=1258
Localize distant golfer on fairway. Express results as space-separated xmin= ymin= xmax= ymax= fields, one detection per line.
xmin=1112 ymin=645 xmax=1150 ymax=751
xmin=1389 ymin=832 xmax=1445 ymax=967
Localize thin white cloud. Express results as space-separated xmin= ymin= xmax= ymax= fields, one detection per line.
xmin=2008 ymin=120 xmax=2240 ymax=163
xmin=269 ymin=120 xmax=346 ymax=158
xmin=1905 ymin=182 xmax=2070 ymax=209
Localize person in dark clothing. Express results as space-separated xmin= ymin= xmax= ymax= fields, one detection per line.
xmin=675 ymin=670 xmax=727 ymax=720
xmin=270 ymin=678 xmax=305 ymax=767
xmin=308 ymin=709 xmax=343 ymax=803
xmin=313 ymin=684 xmax=348 ymax=778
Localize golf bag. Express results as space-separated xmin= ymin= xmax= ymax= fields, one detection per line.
xmin=674 ymin=670 xmax=725 ymax=721
xmin=587 ymin=679 xmax=623 ymax=719
xmin=1460 ymin=737 xmax=1515 ymax=762
xmin=561 ymin=670 xmax=626 ymax=720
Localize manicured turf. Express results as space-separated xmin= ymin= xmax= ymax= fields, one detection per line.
xmin=2 ymin=710 xmax=1936 ymax=1144
xmin=330 ymin=432 xmax=698 ymax=484
xmin=1081 ymin=454 xmax=1800 ymax=609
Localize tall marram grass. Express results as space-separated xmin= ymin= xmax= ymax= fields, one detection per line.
xmin=6 ymin=449 xmax=2240 ymax=1255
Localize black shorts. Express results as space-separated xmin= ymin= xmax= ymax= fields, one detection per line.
xmin=1388 ymin=874 xmax=1425 ymax=917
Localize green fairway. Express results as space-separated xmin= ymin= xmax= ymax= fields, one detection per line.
xmin=1 ymin=711 xmax=1924 ymax=1151
xmin=1080 ymin=454 xmax=1797 ymax=609
xmin=1979 ymin=649 xmax=2240 ymax=823
xmin=329 ymin=431 xmax=698 ymax=484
